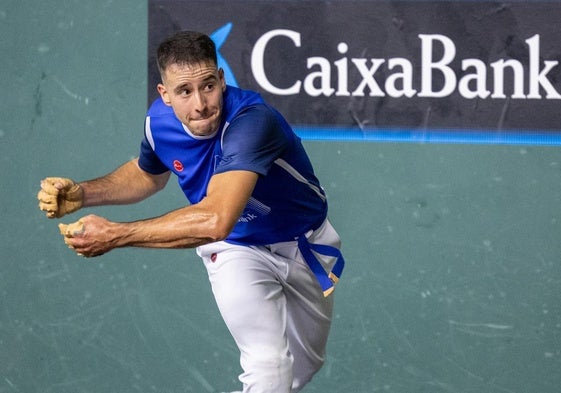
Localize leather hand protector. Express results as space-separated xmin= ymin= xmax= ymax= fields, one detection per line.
xmin=38 ymin=177 xmax=83 ymax=218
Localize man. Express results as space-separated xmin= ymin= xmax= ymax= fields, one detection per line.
xmin=37 ymin=30 xmax=344 ymax=393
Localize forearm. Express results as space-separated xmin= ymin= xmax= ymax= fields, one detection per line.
xmin=62 ymin=205 xmax=228 ymax=257
xmin=61 ymin=170 xmax=257 ymax=257
xmin=80 ymin=158 xmax=169 ymax=207
xmin=112 ymin=203 xmax=229 ymax=250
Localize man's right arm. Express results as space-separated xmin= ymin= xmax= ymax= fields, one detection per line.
xmin=80 ymin=158 xmax=170 ymax=207
xmin=38 ymin=158 xmax=170 ymax=218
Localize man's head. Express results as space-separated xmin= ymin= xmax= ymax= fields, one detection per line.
xmin=156 ymin=31 xmax=226 ymax=137
xmin=157 ymin=31 xmax=218 ymax=77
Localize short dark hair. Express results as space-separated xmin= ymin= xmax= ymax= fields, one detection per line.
xmin=156 ymin=31 xmax=217 ymax=76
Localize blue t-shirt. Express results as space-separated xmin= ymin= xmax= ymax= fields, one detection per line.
xmin=138 ymin=86 xmax=327 ymax=245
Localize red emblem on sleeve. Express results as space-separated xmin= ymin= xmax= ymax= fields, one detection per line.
xmin=173 ymin=160 xmax=184 ymax=172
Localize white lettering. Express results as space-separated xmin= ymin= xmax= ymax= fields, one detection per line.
xmin=351 ymin=58 xmax=385 ymax=96
xmin=419 ymin=34 xmax=457 ymax=97
xmin=459 ymin=59 xmax=490 ymax=99
xmin=491 ymin=59 xmax=525 ymax=99
xmin=304 ymin=57 xmax=334 ymax=97
xmin=334 ymin=42 xmax=350 ymax=96
xmin=251 ymin=29 xmax=301 ymax=95
xmin=526 ymin=34 xmax=561 ymax=99
xmin=250 ymin=30 xmax=560 ymax=100
xmin=386 ymin=58 xmax=416 ymax=98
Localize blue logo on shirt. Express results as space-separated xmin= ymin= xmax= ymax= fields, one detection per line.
xmin=210 ymin=23 xmax=238 ymax=87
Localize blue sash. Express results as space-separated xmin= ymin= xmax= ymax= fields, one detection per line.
xmin=297 ymin=236 xmax=345 ymax=297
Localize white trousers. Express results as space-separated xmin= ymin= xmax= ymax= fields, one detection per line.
xmin=197 ymin=219 xmax=341 ymax=393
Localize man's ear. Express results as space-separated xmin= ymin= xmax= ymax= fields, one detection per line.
xmin=157 ymin=83 xmax=171 ymax=106
xmin=218 ymin=68 xmax=226 ymax=92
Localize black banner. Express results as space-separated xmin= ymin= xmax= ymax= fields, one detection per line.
xmin=148 ymin=1 xmax=561 ymax=144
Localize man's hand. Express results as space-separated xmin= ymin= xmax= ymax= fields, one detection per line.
xmin=59 ymin=215 xmax=117 ymax=258
xmin=38 ymin=177 xmax=83 ymax=218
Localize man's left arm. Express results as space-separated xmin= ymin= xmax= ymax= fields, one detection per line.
xmin=61 ymin=170 xmax=258 ymax=257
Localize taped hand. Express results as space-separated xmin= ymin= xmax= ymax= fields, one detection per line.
xmin=59 ymin=219 xmax=86 ymax=256
xmin=38 ymin=177 xmax=83 ymax=218
xmin=59 ymin=215 xmax=115 ymax=258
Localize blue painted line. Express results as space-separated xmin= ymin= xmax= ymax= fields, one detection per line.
xmin=293 ymin=126 xmax=561 ymax=146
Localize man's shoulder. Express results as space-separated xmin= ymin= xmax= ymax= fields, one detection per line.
xmin=224 ymin=86 xmax=265 ymax=114
xmin=147 ymin=97 xmax=174 ymax=117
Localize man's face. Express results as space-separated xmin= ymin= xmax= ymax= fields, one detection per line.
xmin=157 ymin=61 xmax=226 ymax=137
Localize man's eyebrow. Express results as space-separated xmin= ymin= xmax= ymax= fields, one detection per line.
xmin=174 ymin=83 xmax=192 ymax=94
xmin=201 ymin=74 xmax=219 ymax=83
xmin=173 ymin=75 xmax=218 ymax=94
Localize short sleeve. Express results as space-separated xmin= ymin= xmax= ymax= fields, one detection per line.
xmin=138 ymin=136 xmax=169 ymax=174
xmin=215 ymin=105 xmax=288 ymax=176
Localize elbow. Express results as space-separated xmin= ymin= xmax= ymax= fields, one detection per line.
xmin=208 ymin=224 xmax=232 ymax=243
xmin=206 ymin=214 xmax=235 ymax=243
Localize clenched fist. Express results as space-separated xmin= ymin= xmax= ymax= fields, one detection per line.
xmin=38 ymin=177 xmax=83 ymax=218
xmin=59 ymin=215 xmax=117 ymax=258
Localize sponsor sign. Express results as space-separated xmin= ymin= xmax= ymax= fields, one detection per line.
xmin=148 ymin=0 xmax=561 ymax=144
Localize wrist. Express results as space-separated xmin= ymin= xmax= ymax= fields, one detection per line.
xmin=78 ymin=182 xmax=96 ymax=208
xmin=110 ymin=221 xmax=135 ymax=249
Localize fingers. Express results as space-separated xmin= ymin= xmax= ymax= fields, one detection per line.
xmin=38 ymin=178 xmax=64 ymax=218
xmin=38 ymin=194 xmax=60 ymax=218
xmin=37 ymin=177 xmax=81 ymax=218
xmin=59 ymin=220 xmax=92 ymax=257
xmin=38 ymin=188 xmax=61 ymax=217
xmin=40 ymin=177 xmax=66 ymax=194
xmin=58 ymin=220 xmax=85 ymax=237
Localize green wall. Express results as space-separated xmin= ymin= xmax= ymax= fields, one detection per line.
xmin=1 ymin=1 xmax=560 ymax=392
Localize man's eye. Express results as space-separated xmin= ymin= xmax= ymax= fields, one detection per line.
xmin=205 ymin=83 xmax=215 ymax=91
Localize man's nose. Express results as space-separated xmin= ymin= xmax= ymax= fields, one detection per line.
xmin=194 ymin=91 xmax=207 ymax=111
